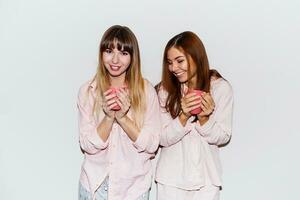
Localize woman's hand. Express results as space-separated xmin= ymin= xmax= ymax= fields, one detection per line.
xmin=115 ymin=88 xmax=131 ymax=120
xmin=102 ymin=89 xmax=117 ymax=119
xmin=180 ymin=93 xmax=202 ymax=118
xmin=197 ymin=92 xmax=215 ymax=118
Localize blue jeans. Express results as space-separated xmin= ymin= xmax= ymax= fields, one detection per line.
xmin=79 ymin=177 xmax=149 ymax=200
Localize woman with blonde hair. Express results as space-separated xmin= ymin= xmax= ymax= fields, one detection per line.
xmin=77 ymin=25 xmax=160 ymax=200
xmin=155 ymin=31 xmax=234 ymax=200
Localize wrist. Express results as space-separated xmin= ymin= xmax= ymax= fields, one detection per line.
xmin=180 ymin=110 xmax=190 ymax=119
xmin=198 ymin=116 xmax=209 ymax=125
xmin=179 ymin=112 xmax=190 ymax=126
xmin=105 ymin=115 xmax=115 ymax=122
xmin=116 ymin=114 xmax=127 ymax=123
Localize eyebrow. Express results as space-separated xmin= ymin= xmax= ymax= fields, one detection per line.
xmin=167 ymin=56 xmax=184 ymax=61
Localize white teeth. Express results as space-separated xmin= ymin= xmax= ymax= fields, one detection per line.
xmin=175 ymin=72 xmax=184 ymax=76
xmin=111 ymin=65 xmax=121 ymax=70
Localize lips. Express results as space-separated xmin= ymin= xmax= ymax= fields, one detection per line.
xmin=174 ymin=71 xmax=185 ymax=77
xmin=110 ymin=65 xmax=121 ymax=71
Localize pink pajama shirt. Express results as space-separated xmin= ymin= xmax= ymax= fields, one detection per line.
xmin=77 ymin=80 xmax=161 ymax=200
xmin=155 ymin=78 xmax=234 ymax=199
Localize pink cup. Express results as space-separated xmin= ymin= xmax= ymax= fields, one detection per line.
xmin=109 ymin=87 xmax=120 ymax=111
xmin=188 ymin=89 xmax=203 ymax=115
xmin=109 ymin=86 xmax=128 ymax=111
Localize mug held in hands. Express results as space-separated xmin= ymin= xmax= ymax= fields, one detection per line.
xmin=187 ymin=89 xmax=203 ymax=115
xmin=109 ymin=86 xmax=128 ymax=111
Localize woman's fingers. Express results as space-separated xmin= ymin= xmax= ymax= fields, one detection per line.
xmin=117 ymin=89 xmax=130 ymax=106
xmin=104 ymin=93 xmax=117 ymax=101
xmin=181 ymin=92 xmax=216 ymax=117
xmin=186 ymin=99 xmax=201 ymax=108
xmin=199 ymin=93 xmax=215 ymax=116
xmin=201 ymin=93 xmax=215 ymax=107
xmin=116 ymin=98 xmax=127 ymax=111
xmin=103 ymin=89 xmax=113 ymax=96
xmin=108 ymin=102 xmax=118 ymax=110
xmin=184 ymin=92 xmax=196 ymax=99
xmin=200 ymin=96 xmax=210 ymax=110
xmin=184 ymin=93 xmax=200 ymax=103
xmin=187 ymin=104 xmax=202 ymax=113
xmin=115 ymin=98 xmax=130 ymax=118
xmin=106 ymin=98 xmax=117 ymax=107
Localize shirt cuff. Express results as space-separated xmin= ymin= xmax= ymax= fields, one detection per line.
xmin=166 ymin=116 xmax=194 ymax=144
xmin=87 ymin=127 xmax=109 ymax=150
xmin=132 ymin=127 xmax=150 ymax=153
xmin=194 ymin=118 xmax=216 ymax=136
xmin=174 ymin=116 xmax=194 ymax=134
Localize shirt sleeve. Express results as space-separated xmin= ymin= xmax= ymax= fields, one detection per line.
xmin=194 ymin=80 xmax=234 ymax=146
xmin=157 ymin=89 xmax=194 ymax=147
xmin=159 ymin=115 xmax=194 ymax=147
xmin=77 ymin=83 xmax=109 ymax=155
xmin=132 ymin=82 xmax=161 ymax=154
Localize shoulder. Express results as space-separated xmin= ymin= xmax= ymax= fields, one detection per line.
xmin=211 ymin=78 xmax=233 ymax=99
xmin=155 ymin=84 xmax=168 ymax=107
xmin=157 ymin=85 xmax=168 ymax=99
xmin=143 ymin=79 xmax=157 ymax=95
xmin=143 ymin=79 xmax=161 ymax=105
xmin=78 ymin=79 xmax=95 ymax=101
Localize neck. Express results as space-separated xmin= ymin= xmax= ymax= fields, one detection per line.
xmin=187 ymin=75 xmax=197 ymax=88
xmin=110 ymin=73 xmax=126 ymax=87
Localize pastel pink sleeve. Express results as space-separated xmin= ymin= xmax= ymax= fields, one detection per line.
xmin=158 ymin=90 xmax=193 ymax=147
xmin=195 ymin=80 xmax=233 ymax=146
xmin=77 ymin=85 xmax=109 ymax=154
xmin=132 ymin=84 xmax=161 ymax=154
xmin=159 ymin=114 xmax=194 ymax=147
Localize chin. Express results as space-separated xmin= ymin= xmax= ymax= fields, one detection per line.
xmin=178 ymin=78 xmax=188 ymax=83
xmin=108 ymin=70 xmax=126 ymax=77
xmin=109 ymin=73 xmax=122 ymax=77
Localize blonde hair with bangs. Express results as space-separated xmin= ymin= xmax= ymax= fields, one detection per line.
xmin=90 ymin=25 xmax=146 ymax=128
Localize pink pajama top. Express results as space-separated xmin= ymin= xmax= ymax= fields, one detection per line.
xmin=155 ymin=78 xmax=234 ymax=190
xmin=77 ymin=80 xmax=160 ymax=200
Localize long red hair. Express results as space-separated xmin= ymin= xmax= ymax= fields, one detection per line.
xmin=158 ymin=31 xmax=222 ymax=118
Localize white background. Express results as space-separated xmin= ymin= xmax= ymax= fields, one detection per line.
xmin=1 ymin=0 xmax=299 ymax=199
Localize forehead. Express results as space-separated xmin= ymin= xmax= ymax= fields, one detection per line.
xmin=102 ymin=37 xmax=132 ymax=53
xmin=107 ymin=39 xmax=125 ymax=50
xmin=167 ymin=47 xmax=186 ymax=60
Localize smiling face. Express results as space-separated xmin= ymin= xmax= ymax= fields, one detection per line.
xmin=102 ymin=43 xmax=131 ymax=78
xmin=167 ymin=47 xmax=197 ymax=84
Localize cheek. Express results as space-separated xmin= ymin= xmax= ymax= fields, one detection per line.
xmin=168 ymin=65 xmax=173 ymax=72
xmin=189 ymin=65 xmax=197 ymax=74
xmin=180 ymin=62 xmax=188 ymax=71
xmin=102 ymin=59 xmax=110 ymax=69
xmin=102 ymin=54 xmax=111 ymax=64
xmin=121 ymin=56 xmax=131 ymax=67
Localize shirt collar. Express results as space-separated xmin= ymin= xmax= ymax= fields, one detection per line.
xmin=90 ymin=79 xmax=97 ymax=89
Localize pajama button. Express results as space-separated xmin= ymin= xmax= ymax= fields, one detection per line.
xmin=104 ymin=187 xmax=108 ymax=191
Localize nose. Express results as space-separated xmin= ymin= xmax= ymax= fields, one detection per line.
xmin=112 ymin=53 xmax=119 ymax=64
xmin=171 ymin=63 xmax=179 ymax=72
